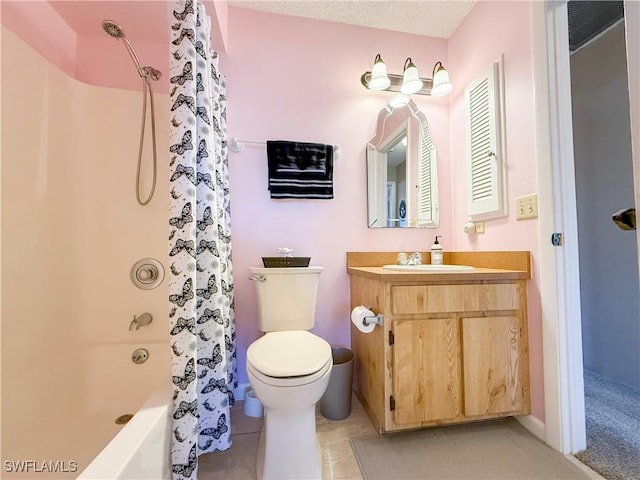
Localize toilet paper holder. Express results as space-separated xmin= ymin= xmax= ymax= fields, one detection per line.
xmin=363 ymin=312 xmax=384 ymax=327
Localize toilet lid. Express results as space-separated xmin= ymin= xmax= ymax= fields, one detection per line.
xmin=247 ymin=331 xmax=331 ymax=378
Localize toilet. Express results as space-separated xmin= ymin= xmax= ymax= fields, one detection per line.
xmin=246 ymin=266 xmax=332 ymax=480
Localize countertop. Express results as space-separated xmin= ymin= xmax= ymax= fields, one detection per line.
xmin=347 ymin=265 xmax=530 ymax=282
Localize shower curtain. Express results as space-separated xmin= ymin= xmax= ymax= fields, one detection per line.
xmin=168 ymin=1 xmax=236 ymax=478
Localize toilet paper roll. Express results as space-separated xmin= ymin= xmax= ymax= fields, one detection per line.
xmin=243 ymin=389 xmax=263 ymax=417
xmin=351 ymin=305 xmax=376 ymax=334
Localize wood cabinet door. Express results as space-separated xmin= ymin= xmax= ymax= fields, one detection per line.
xmin=392 ymin=317 xmax=461 ymax=424
xmin=462 ymin=315 xmax=524 ymax=416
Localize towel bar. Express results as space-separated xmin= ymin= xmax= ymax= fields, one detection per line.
xmin=229 ymin=137 xmax=341 ymax=160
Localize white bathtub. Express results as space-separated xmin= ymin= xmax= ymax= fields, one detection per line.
xmin=77 ymin=384 xmax=172 ymax=480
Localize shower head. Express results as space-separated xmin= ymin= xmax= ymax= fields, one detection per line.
xmin=102 ymin=19 xmax=125 ymax=39
xmin=102 ymin=19 xmax=160 ymax=81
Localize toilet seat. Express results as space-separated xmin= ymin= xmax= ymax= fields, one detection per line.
xmin=247 ymin=357 xmax=332 ymax=388
xmin=247 ymin=331 xmax=332 ymax=380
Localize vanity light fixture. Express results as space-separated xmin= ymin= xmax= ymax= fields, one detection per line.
xmin=361 ymin=54 xmax=453 ymax=97
xmin=400 ymin=58 xmax=423 ymax=94
xmin=367 ymin=54 xmax=391 ymax=90
xmin=430 ymin=61 xmax=454 ymax=97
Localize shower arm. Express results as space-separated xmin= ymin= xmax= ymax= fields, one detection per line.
xmin=121 ymin=37 xmax=148 ymax=79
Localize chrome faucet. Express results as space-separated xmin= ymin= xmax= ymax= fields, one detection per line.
xmin=398 ymin=252 xmax=422 ymax=265
xmin=407 ymin=252 xmax=422 ymax=265
xmin=129 ymin=312 xmax=153 ymax=331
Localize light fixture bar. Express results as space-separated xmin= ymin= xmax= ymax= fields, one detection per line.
xmin=360 ymin=72 xmax=434 ymax=96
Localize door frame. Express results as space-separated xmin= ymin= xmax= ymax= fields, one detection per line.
xmin=531 ymin=0 xmax=586 ymax=454
xmin=624 ymin=3 xmax=640 ymax=261
xmin=532 ymin=0 xmax=640 ymax=454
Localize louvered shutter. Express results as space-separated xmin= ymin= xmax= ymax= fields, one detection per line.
xmin=417 ymin=123 xmax=438 ymax=226
xmin=465 ymin=58 xmax=507 ymax=219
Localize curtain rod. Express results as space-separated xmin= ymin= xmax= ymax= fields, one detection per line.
xmin=228 ymin=137 xmax=341 ymax=159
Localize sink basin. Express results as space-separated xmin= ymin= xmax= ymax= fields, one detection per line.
xmin=382 ymin=264 xmax=474 ymax=272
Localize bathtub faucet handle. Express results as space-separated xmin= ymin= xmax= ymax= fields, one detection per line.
xmin=130 ymin=312 xmax=153 ymax=331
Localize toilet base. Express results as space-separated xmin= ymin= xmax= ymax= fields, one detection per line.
xmin=256 ymin=405 xmax=322 ymax=479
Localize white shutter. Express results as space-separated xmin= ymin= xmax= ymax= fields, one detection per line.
xmin=366 ymin=144 xmax=388 ymax=227
xmin=465 ymin=57 xmax=507 ymax=220
xmin=417 ymin=123 xmax=438 ymax=226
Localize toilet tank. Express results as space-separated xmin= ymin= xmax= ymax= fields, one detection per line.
xmin=249 ymin=266 xmax=323 ymax=332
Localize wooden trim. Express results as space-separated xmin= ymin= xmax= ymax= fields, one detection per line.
xmin=347 ymin=251 xmax=530 ymax=274
xmin=347 ymin=267 xmax=529 ymax=283
xmin=346 ymin=251 xmax=412 ymax=268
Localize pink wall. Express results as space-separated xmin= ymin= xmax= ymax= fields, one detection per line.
xmin=1 ymin=1 xmax=172 ymax=94
xmin=447 ymin=1 xmax=543 ymax=419
xmin=222 ymin=6 xmax=453 ymax=386
xmin=0 ymin=1 xmax=78 ymax=79
xmin=1 ymin=1 xmax=227 ymax=93
xmin=224 ymin=5 xmax=543 ymax=421
xmin=2 ymin=1 xmax=544 ymax=422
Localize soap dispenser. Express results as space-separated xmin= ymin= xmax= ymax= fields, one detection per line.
xmin=431 ymin=236 xmax=443 ymax=265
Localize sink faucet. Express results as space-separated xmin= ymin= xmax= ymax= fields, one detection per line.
xmin=398 ymin=252 xmax=422 ymax=265
xmin=408 ymin=252 xmax=422 ymax=265
xmin=129 ymin=312 xmax=153 ymax=331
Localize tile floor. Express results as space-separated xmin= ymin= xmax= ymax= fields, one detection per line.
xmin=199 ymin=394 xmax=375 ymax=479
xmin=198 ymin=395 xmax=599 ymax=480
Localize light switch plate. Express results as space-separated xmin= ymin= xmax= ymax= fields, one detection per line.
xmin=516 ymin=194 xmax=538 ymax=220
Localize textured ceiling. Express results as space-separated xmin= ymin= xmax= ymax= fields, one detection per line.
xmin=45 ymin=1 xmax=476 ymax=45
xmin=2 ymin=0 xmax=475 ymax=94
xmin=567 ymin=1 xmax=624 ymax=51
xmin=229 ymin=1 xmax=477 ymax=38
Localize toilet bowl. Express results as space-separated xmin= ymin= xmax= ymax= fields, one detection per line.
xmin=247 ymin=330 xmax=332 ymax=479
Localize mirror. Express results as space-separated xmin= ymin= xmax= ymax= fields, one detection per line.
xmin=367 ymin=97 xmax=439 ymax=228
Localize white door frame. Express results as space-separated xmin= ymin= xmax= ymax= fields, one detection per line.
xmin=532 ymin=0 xmax=640 ymax=454
xmin=624 ymin=3 xmax=640 ymax=262
xmin=531 ymin=0 xmax=586 ymax=454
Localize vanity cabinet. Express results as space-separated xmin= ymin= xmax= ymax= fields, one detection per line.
xmin=347 ymin=252 xmax=531 ymax=433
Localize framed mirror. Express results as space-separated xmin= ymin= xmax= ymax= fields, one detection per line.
xmin=367 ymin=97 xmax=439 ymax=228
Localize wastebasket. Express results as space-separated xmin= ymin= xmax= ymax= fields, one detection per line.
xmin=320 ymin=347 xmax=354 ymax=420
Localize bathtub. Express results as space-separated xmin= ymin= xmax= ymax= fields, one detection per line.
xmin=77 ymin=384 xmax=172 ymax=480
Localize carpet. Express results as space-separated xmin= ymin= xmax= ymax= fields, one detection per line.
xmin=575 ymin=369 xmax=640 ymax=480
xmin=351 ymin=417 xmax=590 ymax=479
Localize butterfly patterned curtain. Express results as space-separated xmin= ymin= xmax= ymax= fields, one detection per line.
xmin=168 ymin=1 xmax=236 ymax=478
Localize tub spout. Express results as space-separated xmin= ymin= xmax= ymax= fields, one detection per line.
xmin=130 ymin=312 xmax=153 ymax=331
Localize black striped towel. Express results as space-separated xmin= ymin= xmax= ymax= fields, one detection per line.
xmin=266 ymin=141 xmax=334 ymax=199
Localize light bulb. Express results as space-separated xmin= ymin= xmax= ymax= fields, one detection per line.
xmin=400 ymin=58 xmax=423 ymax=95
xmin=368 ymin=54 xmax=391 ymax=90
xmin=431 ymin=62 xmax=453 ymax=97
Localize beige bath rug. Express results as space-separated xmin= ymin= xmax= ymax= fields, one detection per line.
xmin=350 ymin=417 xmax=591 ymax=479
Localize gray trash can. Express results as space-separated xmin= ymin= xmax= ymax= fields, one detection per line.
xmin=320 ymin=347 xmax=354 ymax=420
